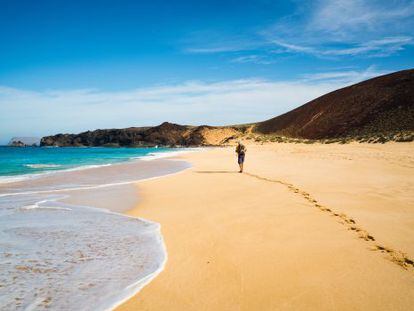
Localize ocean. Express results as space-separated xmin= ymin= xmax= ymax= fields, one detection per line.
xmin=0 ymin=146 xmax=178 ymax=180
xmin=0 ymin=146 xmax=192 ymax=310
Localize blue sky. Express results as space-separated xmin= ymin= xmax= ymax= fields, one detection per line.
xmin=1 ymin=0 xmax=413 ymax=143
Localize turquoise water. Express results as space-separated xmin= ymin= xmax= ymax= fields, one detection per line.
xmin=0 ymin=146 xmax=172 ymax=178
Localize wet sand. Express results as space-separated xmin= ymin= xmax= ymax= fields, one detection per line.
xmin=118 ymin=142 xmax=414 ymax=310
xmin=0 ymin=156 xmax=190 ymax=310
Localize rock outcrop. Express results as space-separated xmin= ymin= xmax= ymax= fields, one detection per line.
xmin=40 ymin=122 xmax=246 ymax=147
xmin=8 ymin=137 xmax=40 ymax=147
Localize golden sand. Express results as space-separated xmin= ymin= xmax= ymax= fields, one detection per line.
xmin=117 ymin=142 xmax=414 ymax=310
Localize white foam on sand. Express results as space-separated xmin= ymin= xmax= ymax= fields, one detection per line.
xmin=136 ymin=148 xmax=200 ymax=161
xmin=0 ymin=151 xmax=199 ymax=310
xmin=0 ymin=195 xmax=167 ymax=311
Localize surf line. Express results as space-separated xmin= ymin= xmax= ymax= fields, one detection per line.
xmin=243 ymin=172 xmax=414 ymax=272
xmin=0 ymin=166 xmax=192 ymax=199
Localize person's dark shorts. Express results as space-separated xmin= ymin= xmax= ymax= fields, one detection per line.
xmin=238 ymin=153 xmax=245 ymax=164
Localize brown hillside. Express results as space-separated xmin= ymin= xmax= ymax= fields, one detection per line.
xmin=40 ymin=69 xmax=414 ymax=146
xmin=40 ymin=123 xmax=246 ymax=147
xmin=255 ymin=69 xmax=414 ymax=139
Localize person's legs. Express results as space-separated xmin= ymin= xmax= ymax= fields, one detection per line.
xmin=238 ymin=154 xmax=245 ymax=173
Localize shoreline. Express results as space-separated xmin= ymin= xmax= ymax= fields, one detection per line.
xmin=0 ymin=148 xmax=194 ymax=184
xmin=117 ymin=142 xmax=414 ymax=310
xmin=0 ymin=149 xmax=195 ymax=310
xmin=0 ymin=164 xmax=192 ymax=199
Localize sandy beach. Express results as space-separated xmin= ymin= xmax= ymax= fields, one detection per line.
xmin=117 ymin=142 xmax=414 ymax=310
xmin=3 ymin=1 xmax=414 ymax=309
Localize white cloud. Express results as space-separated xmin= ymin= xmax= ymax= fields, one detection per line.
xmin=270 ymin=40 xmax=317 ymax=54
xmin=230 ymin=55 xmax=274 ymax=65
xmin=0 ymin=68 xmax=384 ymax=144
xmin=185 ymin=0 xmax=414 ymax=60
xmin=184 ymin=46 xmax=248 ymax=54
xmin=309 ymin=0 xmax=414 ymax=37
xmin=272 ymin=36 xmax=413 ymax=58
xmin=182 ymin=31 xmax=263 ymax=55
xmin=265 ymin=0 xmax=414 ymax=57
xmin=301 ymin=66 xmax=389 ymax=83
xmin=323 ymin=37 xmax=412 ymax=56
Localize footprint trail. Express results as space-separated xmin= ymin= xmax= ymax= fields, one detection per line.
xmin=244 ymin=172 xmax=414 ymax=272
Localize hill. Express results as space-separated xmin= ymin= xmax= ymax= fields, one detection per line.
xmin=41 ymin=69 xmax=414 ymax=147
xmin=40 ymin=123 xmax=247 ymax=147
xmin=254 ymin=69 xmax=414 ymax=141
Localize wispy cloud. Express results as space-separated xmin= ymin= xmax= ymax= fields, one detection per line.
xmin=230 ymin=55 xmax=274 ymax=65
xmin=323 ymin=37 xmax=412 ymax=56
xmin=309 ymin=0 xmax=414 ymax=38
xmin=272 ymin=36 xmax=413 ymax=58
xmin=301 ymin=66 xmax=389 ymax=83
xmin=182 ymin=31 xmax=262 ymax=55
xmin=265 ymin=0 xmax=414 ymax=57
xmin=0 ymin=67 xmax=385 ymax=143
xmin=185 ymin=0 xmax=414 ymax=61
xmin=270 ymin=40 xmax=317 ymax=54
xmin=184 ymin=46 xmax=249 ymax=54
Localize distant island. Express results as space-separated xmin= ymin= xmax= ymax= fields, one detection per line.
xmin=40 ymin=69 xmax=414 ymax=147
xmin=8 ymin=137 xmax=40 ymax=147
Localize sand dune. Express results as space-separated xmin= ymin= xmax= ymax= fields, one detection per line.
xmin=117 ymin=142 xmax=414 ymax=310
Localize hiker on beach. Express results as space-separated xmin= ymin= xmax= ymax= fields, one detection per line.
xmin=235 ymin=141 xmax=246 ymax=173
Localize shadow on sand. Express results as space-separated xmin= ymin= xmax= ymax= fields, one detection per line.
xmin=195 ymin=170 xmax=237 ymax=174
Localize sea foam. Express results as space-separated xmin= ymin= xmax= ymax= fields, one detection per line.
xmin=0 ymin=151 xmax=194 ymax=310
xmin=24 ymin=164 xmax=62 ymax=168
xmin=0 ymin=194 xmax=166 ymax=310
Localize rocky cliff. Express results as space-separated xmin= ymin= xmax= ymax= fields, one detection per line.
xmin=40 ymin=122 xmax=246 ymax=147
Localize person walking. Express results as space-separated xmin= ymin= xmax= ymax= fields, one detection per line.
xmin=235 ymin=141 xmax=246 ymax=173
